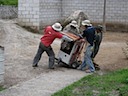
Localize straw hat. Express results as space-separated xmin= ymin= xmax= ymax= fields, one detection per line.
xmin=52 ymin=23 xmax=62 ymax=32
xmin=70 ymin=20 xmax=78 ymax=27
xmin=82 ymin=20 xmax=92 ymax=26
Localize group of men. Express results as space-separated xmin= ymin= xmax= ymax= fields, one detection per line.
xmin=32 ymin=19 xmax=103 ymax=73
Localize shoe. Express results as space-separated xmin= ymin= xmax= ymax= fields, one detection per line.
xmin=32 ymin=64 xmax=38 ymax=67
xmin=77 ymin=66 xmax=82 ymax=70
xmin=95 ymin=66 xmax=100 ymax=71
xmin=85 ymin=69 xmax=92 ymax=73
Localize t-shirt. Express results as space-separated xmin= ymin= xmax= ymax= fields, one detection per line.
xmin=41 ymin=26 xmax=63 ymax=47
xmin=82 ymin=26 xmax=95 ymax=46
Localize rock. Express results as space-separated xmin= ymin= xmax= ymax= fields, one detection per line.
xmin=62 ymin=10 xmax=88 ymax=27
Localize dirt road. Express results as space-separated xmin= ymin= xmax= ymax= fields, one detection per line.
xmin=0 ymin=19 xmax=128 ymax=89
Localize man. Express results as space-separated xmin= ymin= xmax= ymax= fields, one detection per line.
xmin=78 ymin=20 xmax=95 ymax=73
xmin=91 ymin=25 xmax=103 ymax=59
xmin=63 ymin=20 xmax=80 ymax=35
xmin=91 ymin=25 xmax=103 ymax=70
xmin=33 ymin=23 xmax=73 ymax=69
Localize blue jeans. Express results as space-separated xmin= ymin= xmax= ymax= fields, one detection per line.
xmin=80 ymin=45 xmax=95 ymax=72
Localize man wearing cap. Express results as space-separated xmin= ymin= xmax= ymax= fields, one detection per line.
xmin=78 ymin=20 xmax=96 ymax=73
xmin=91 ymin=25 xmax=103 ymax=59
xmin=91 ymin=25 xmax=103 ymax=70
xmin=32 ymin=23 xmax=73 ymax=69
xmin=63 ymin=20 xmax=80 ymax=35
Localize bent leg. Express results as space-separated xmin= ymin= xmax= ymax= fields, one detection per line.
xmin=46 ymin=46 xmax=55 ymax=69
xmin=33 ymin=42 xmax=44 ymax=66
xmin=85 ymin=45 xmax=95 ymax=72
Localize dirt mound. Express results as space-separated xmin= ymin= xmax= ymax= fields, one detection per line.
xmin=0 ymin=19 xmax=68 ymax=88
xmin=0 ymin=20 xmax=47 ymax=88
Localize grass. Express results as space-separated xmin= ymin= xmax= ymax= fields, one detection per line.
xmin=0 ymin=0 xmax=18 ymax=6
xmin=52 ymin=69 xmax=128 ymax=96
xmin=0 ymin=86 xmax=5 ymax=91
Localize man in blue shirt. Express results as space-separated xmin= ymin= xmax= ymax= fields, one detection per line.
xmin=78 ymin=20 xmax=95 ymax=73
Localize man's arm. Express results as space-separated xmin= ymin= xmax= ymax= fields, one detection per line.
xmin=62 ymin=35 xmax=73 ymax=42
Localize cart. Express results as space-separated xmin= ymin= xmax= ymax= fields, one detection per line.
xmin=57 ymin=32 xmax=85 ymax=69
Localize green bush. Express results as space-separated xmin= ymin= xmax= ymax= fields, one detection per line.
xmin=0 ymin=0 xmax=18 ymax=6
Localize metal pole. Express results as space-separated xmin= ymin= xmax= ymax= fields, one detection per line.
xmin=0 ymin=46 xmax=4 ymax=84
xmin=103 ymin=0 xmax=106 ymax=32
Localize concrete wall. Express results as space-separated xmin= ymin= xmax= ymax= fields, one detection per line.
xmin=18 ymin=0 xmax=128 ymax=30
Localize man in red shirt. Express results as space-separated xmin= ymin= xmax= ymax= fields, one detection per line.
xmin=33 ymin=23 xmax=72 ymax=69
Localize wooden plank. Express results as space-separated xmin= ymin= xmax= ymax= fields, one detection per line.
xmin=61 ymin=32 xmax=80 ymax=41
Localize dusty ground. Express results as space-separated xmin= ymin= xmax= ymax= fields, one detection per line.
xmin=95 ymin=32 xmax=128 ymax=72
xmin=0 ymin=19 xmax=128 ymax=88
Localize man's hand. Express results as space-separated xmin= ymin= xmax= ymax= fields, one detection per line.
xmin=78 ymin=34 xmax=83 ymax=39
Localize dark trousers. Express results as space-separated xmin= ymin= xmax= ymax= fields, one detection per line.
xmin=91 ymin=32 xmax=102 ymax=58
xmin=33 ymin=42 xmax=55 ymax=68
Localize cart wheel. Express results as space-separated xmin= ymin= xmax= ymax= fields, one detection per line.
xmin=71 ymin=62 xmax=79 ymax=69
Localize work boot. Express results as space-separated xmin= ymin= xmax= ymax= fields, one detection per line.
xmin=32 ymin=64 xmax=38 ymax=67
xmin=93 ymin=62 xmax=100 ymax=71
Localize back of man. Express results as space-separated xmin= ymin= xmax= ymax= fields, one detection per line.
xmin=92 ymin=25 xmax=103 ymax=58
xmin=82 ymin=26 xmax=95 ymax=46
xmin=41 ymin=26 xmax=63 ymax=47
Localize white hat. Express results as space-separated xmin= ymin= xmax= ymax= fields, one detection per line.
xmin=70 ymin=20 xmax=78 ymax=28
xmin=82 ymin=20 xmax=92 ymax=26
xmin=52 ymin=23 xmax=62 ymax=32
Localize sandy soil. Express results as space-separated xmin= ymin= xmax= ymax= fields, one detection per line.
xmin=0 ymin=19 xmax=128 ymax=88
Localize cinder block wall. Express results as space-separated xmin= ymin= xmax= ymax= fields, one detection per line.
xmin=106 ymin=0 xmax=128 ymax=24
xmin=18 ymin=0 xmax=128 ymax=31
xmin=39 ymin=0 xmax=62 ymax=29
xmin=62 ymin=0 xmax=128 ymax=24
xmin=18 ymin=0 xmax=39 ymax=29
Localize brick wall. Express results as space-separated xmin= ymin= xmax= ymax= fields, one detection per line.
xmin=18 ymin=0 xmax=128 ymax=30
